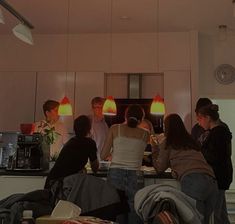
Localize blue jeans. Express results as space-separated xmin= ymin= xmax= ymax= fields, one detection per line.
xmin=181 ymin=173 xmax=218 ymax=224
xmin=214 ymin=190 xmax=230 ymax=224
xmin=107 ymin=168 xmax=144 ymax=224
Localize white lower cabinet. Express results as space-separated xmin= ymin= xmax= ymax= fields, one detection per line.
xmin=0 ymin=175 xmax=46 ymax=200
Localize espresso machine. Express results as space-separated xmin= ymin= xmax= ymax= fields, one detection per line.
xmin=14 ymin=133 xmax=43 ymax=170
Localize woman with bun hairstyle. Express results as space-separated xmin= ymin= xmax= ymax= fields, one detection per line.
xmin=101 ymin=104 xmax=149 ymax=224
xmin=197 ymin=104 xmax=233 ymax=224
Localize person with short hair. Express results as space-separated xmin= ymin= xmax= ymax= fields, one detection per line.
xmin=44 ymin=115 xmax=99 ymax=189
xmin=197 ymin=104 xmax=233 ymax=224
xmin=89 ymin=97 xmax=109 ymax=161
xmin=191 ymin=98 xmax=213 ymax=144
xmin=34 ymin=100 xmax=69 ymax=158
xmin=101 ymin=104 xmax=149 ymax=224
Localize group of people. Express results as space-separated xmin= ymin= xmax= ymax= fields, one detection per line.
xmin=36 ymin=96 xmax=233 ymax=224
xmin=152 ymin=98 xmax=232 ymax=224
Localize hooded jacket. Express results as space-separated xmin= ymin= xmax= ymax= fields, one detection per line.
xmin=201 ymin=125 xmax=233 ymax=190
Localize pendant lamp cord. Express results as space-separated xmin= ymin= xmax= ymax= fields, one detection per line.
xmin=156 ymin=0 xmax=159 ymax=72
xmin=110 ymin=0 xmax=113 ymax=73
xmin=65 ymin=0 xmax=70 ymax=95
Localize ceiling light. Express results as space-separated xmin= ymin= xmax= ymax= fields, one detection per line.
xmin=218 ymin=25 xmax=227 ymax=41
xmin=0 ymin=8 xmax=5 ymax=24
xmin=0 ymin=0 xmax=33 ymax=29
xmin=12 ymin=23 xmax=34 ymax=45
xmin=0 ymin=0 xmax=34 ymax=45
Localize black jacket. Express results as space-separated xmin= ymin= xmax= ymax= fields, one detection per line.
xmin=201 ymin=125 xmax=233 ymax=190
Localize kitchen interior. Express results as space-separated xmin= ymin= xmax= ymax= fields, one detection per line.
xmin=0 ymin=0 xmax=235 ymax=222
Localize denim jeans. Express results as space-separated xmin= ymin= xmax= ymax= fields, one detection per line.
xmin=107 ymin=168 xmax=144 ymax=224
xmin=181 ymin=173 xmax=218 ymax=224
xmin=214 ymin=190 xmax=230 ymax=224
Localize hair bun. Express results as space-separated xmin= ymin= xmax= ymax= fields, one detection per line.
xmin=210 ymin=104 xmax=219 ymax=111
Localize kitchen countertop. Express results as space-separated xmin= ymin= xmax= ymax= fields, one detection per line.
xmin=0 ymin=167 xmax=173 ymax=179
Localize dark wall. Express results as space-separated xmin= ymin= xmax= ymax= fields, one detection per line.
xmin=104 ymin=98 xmax=163 ymax=133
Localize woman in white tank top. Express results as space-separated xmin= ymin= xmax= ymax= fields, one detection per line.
xmin=101 ymin=104 xmax=149 ymax=224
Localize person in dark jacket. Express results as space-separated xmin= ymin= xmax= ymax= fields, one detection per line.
xmin=44 ymin=115 xmax=99 ymax=189
xmin=191 ymin=98 xmax=212 ymax=144
xmin=197 ymin=104 xmax=233 ymax=224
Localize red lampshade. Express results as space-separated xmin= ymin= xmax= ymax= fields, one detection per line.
xmin=102 ymin=96 xmax=117 ymax=116
xmin=58 ymin=96 xmax=73 ymax=116
xmin=150 ymin=95 xmax=166 ymax=115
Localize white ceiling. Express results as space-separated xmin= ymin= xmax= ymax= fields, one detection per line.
xmin=0 ymin=0 xmax=235 ymax=35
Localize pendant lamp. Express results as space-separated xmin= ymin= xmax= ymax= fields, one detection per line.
xmin=58 ymin=0 xmax=73 ymax=116
xmin=58 ymin=96 xmax=73 ymax=116
xmin=150 ymin=95 xmax=165 ymax=115
xmin=102 ymin=96 xmax=117 ymax=116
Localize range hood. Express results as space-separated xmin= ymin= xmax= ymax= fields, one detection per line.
xmin=128 ymin=74 xmax=142 ymax=99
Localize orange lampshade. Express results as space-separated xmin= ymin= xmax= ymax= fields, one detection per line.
xmin=58 ymin=96 xmax=73 ymax=116
xmin=102 ymin=96 xmax=117 ymax=116
xmin=150 ymin=95 xmax=166 ymax=115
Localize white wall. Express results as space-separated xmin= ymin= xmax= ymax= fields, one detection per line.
xmin=199 ymin=33 xmax=235 ymax=98
xmin=199 ymin=33 xmax=235 ymax=189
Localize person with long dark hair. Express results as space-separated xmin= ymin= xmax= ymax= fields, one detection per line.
xmin=101 ymin=104 xmax=149 ymax=224
xmin=197 ymin=104 xmax=233 ymax=224
xmin=152 ymin=113 xmax=218 ymax=224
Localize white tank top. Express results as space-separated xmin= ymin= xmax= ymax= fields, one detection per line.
xmin=111 ymin=124 xmax=147 ymax=170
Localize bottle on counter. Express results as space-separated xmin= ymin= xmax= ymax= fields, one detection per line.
xmin=21 ymin=210 xmax=35 ymax=224
xmin=6 ymin=143 xmax=16 ymax=170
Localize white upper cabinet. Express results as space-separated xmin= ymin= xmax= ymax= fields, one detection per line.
xmin=75 ymin=72 xmax=105 ymax=116
xmin=164 ymin=71 xmax=192 ymax=131
xmin=0 ymin=72 xmax=36 ymax=131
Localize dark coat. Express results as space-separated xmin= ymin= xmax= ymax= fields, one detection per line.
xmin=201 ymin=125 xmax=233 ymax=190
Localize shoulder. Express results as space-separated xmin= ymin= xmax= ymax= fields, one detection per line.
xmin=209 ymin=126 xmax=232 ymax=143
xmin=84 ymin=137 xmax=97 ymax=146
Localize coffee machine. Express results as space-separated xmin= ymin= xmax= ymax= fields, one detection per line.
xmin=14 ymin=133 xmax=43 ymax=170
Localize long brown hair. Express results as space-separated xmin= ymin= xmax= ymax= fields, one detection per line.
xmin=164 ymin=114 xmax=200 ymax=151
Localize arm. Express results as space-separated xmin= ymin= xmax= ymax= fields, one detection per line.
xmin=152 ymin=138 xmax=170 ymax=173
xmin=90 ymin=159 xmax=99 ymax=173
xmin=100 ymin=126 xmax=114 ymax=160
xmin=89 ymin=140 xmax=99 ymax=173
xmin=202 ymin=127 xmax=229 ymax=166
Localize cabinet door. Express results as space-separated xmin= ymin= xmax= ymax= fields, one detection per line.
xmin=35 ymin=72 xmax=75 ymax=133
xmin=142 ymin=74 xmax=164 ymax=98
xmin=0 ymin=176 xmax=46 ymax=200
xmin=164 ymin=71 xmax=192 ymax=131
xmin=0 ymin=72 xmax=36 ymax=131
xmin=75 ymin=72 xmax=105 ymax=116
xmin=105 ymin=73 xmax=128 ymax=98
